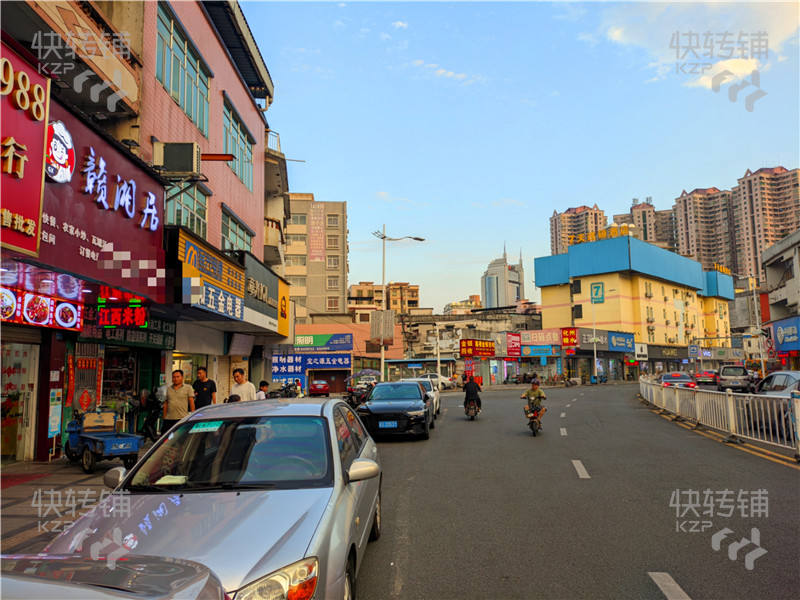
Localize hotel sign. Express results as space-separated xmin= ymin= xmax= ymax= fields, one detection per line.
xmin=568 ymin=224 xmax=631 ymax=246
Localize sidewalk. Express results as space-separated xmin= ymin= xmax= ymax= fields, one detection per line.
xmin=1 ymin=453 xmax=139 ymax=554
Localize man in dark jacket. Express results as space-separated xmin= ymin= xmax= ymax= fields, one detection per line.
xmin=463 ymin=376 xmax=482 ymax=411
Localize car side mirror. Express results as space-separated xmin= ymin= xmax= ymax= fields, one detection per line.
xmin=425 ymin=392 xmax=433 ymax=401
xmin=104 ymin=466 xmax=126 ymax=489
xmin=347 ymin=458 xmax=380 ymax=483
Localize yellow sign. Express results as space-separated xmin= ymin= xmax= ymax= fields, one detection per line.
xmin=178 ymin=230 xmax=245 ymax=297
xmin=568 ymin=224 xmax=630 ymax=246
xmin=278 ymin=279 xmax=290 ymax=337
xmin=713 ymin=263 xmax=731 ymax=276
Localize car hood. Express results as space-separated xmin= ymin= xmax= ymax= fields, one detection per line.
xmin=360 ymin=400 xmax=424 ymax=414
xmin=45 ymin=487 xmax=333 ymax=594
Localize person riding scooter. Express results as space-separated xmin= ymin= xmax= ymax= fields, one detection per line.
xmin=521 ymin=379 xmax=546 ymax=430
xmin=463 ymin=376 xmax=482 ymax=413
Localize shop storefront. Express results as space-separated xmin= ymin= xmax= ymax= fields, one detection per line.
xmin=2 ymin=45 xmax=167 ymax=460
xmin=772 ymin=316 xmax=800 ymax=371
xmin=647 ymin=345 xmax=689 ymax=374
xmin=272 ymin=353 xmax=352 ymax=393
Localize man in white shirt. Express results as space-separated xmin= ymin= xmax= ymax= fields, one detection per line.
xmin=255 ymin=380 xmax=269 ymax=402
xmin=230 ymin=368 xmax=257 ymax=402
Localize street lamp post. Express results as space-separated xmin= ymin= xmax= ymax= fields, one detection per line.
xmin=372 ymin=226 xmax=425 ymax=381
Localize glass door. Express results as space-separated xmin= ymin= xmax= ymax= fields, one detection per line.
xmin=1 ymin=343 xmax=39 ymax=462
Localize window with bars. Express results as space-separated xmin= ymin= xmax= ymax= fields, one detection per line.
xmin=290 ymin=214 xmax=307 ymax=225
xmin=221 ymin=212 xmax=253 ymax=252
xmin=327 ymin=255 xmax=340 ymax=269
xmin=326 ymin=235 xmax=339 ymax=250
xmin=326 ymin=297 xmax=340 ymax=311
xmin=156 ymin=5 xmax=209 ymax=135
xmin=223 ymin=103 xmax=253 ymax=190
xmin=286 ymin=255 xmax=307 ymax=267
xmin=166 ymin=184 xmax=207 ymax=239
xmin=327 ymin=276 xmax=339 ymax=290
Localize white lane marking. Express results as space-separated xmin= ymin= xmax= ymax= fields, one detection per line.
xmin=566 ymin=404 xmax=572 ymax=408
xmin=571 ymin=459 xmax=590 ymax=479
xmin=560 ymin=412 xmax=566 ymax=418
xmin=579 ymin=392 xmax=585 ymax=396
xmin=560 ymin=427 xmax=567 ymax=436
xmin=648 ymin=572 xmax=692 ymax=600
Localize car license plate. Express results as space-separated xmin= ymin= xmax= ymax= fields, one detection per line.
xmin=379 ymin=421 xmax=397 ymax=429
xmin=113 ymin=443 xmax=130 ymax=450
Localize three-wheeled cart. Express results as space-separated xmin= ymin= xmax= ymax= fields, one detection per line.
xmin=63 ymin=410 xmax=143 ymax=473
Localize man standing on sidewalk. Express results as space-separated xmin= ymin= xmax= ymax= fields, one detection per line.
xmin=163 ymin=370 xmax=195 ymax=432
xmin=231 ymin=368 xmax=257 ymax=402
xmin=192 ymin=367 xmax=217 ymax=408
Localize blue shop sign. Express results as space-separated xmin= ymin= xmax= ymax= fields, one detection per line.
xmin=608 ymin=332 xmax=635 ymax=352
xmin=774 ymin=316 xmax=800 ymax=352
xmin=522 ymin=345 xmax=556 ymax=357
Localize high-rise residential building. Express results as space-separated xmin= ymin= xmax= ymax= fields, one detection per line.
xmin=286 ymin=193 xmax=348 ymax=323
xmin=550 ymin=205 xmax=607 ymax=255
xmin=347 ymin=281 xmax=420 ymax=322
xmin=731 ymin=167 xmax=800 ymax=284
xmin=443 ymin=295 xmax=482 ymax=315
xmin=614 ymin=198 xmax=676 ymax=251
xmin=481 ymin=249 xmax=525 ymax=308
xmin=674 ymin=187 xmax=734 ymax=271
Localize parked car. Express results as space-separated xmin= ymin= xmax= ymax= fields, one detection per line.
xmin=420 ymin=373 xmax=454 ymax=390
xmin=401 ymin=378 xmax=440 ymax=416
xmin=309 ymin=380 xmax=330 ymax=397
xmin=694 ymin=370 xmax=718 ymax=385
xmin=46 ymin=400 xmax=382 ymax=600
xmin=753 ymin=370 xmax=800 ymax=396
xmin=660 ymin=372 xmax=697 ymax=388
xmin=0 ymin=554 xmax=227 ymax=600
xmin=356 ymin=382 xmax=435 ymax=439
xmin=717 ymin=365 xmax=753 ymax=392
xmin=744 ymin=371 xmax=800 ymax=443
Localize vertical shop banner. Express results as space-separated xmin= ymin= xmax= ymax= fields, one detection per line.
xmin=48 ymin=388 xmax=62 ymax=438
xmin=66 ymin=354 xmax=75 ymax=406
xmin=308 ymin=203 xmax=325 ymax=262
xmin=507 ymin=333 xmax=521 ymax=357
xmin=1 ymin=41 xmax=51 ymax=257
xmin=278 ymin=279 xmax=290 ymax=337
xmin=179 ymin=230 xmax=245 ymax=319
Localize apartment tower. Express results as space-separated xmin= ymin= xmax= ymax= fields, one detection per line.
xmin=550 ymin=205 xmax=607 ymax=255
xmin=674 ymin=187 xmax=734 ymax=271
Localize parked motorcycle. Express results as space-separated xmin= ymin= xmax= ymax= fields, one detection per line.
xmin=465 ymin=399 xmax=479 ymax=420
xmin=524 ymin=405 xmax=546 ymax=436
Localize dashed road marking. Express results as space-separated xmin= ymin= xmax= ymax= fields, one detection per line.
xmin=560 ymin=428 xmax=567 ymax=436
xmin=566 ymin=404 xmax=572 ymax=408
xmin=648 ymin=572 xmax=692 ymax=600
xmin=571 ymin=459 xmax=590 ymax=479
xmin=560 ymin=412 xmax=566 ymax=418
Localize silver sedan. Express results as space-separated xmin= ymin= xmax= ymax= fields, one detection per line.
xmin=46 ymin=399 xmax=382 ymax=600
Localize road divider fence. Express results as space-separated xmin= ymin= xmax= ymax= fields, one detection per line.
xmin=639 ymin=377 xmax=800 ymax=461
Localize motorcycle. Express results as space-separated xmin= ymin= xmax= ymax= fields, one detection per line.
xmin=465 ymin=399 xmax=479 ymax=420
xmin=524 ymin=405 xmax=546 ymax=436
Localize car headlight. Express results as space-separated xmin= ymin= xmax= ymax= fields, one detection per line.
xmin=234 ymin=557 xmax=318 ymax=600
xmin=407 ymin=409 xmax=425 ymax=417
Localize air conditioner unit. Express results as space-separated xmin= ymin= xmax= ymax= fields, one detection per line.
xmin=152 ymin=142 xmax=202 ymax=175
xmin=665 ymin=320 xmax=671 ymax=325
xmin=668 ymin=337 xmax=676 ymax=343
xmin=664 ymin=296 xmax=669 ymax=301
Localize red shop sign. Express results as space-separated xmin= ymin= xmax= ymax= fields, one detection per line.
xmin=0 ymin=41 xmax=51 ymax=257
xmin=0 ymin=286 xmax=82 ymax=331
xmin=37 ymin=100 xmax=166 ymax=302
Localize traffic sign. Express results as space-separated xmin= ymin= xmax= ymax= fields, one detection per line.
xmin=688 ymin=344 xmax=699 ymax=358
xmin=590 ymin=282 xmax=604 ymax=304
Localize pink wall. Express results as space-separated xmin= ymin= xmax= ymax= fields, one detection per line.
xmin=137 ymin=0 xmax=265 ymax=250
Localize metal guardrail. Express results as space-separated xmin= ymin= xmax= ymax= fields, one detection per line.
xmin=639 ymin=378 xmax=800 ymax=460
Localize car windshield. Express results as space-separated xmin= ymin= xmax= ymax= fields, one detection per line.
xmin=369 ymin=383 xmax=423 ymax=401
xmin=664 ymin=373 xmax=691 ymax=380
xmin=720 ymin=366 xmax=748 ymax=376
xmin=312 ymin=381 xmax=326 ymax=385
xmin=405 ymin=379 xmax=433 ymax=391
xmin=125 ymin=416 xmax=333 ymax=491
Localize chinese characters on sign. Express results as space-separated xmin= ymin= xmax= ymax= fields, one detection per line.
xmin=506 ymin=333 xmax=521 ymax=357
xmin=79 ymin=308 xmax=175 ymax=350
xmin=308 ymin=203 xmax=325 ymax=262
xmin=459 ymin=339 xmax=496 ymax=358
xmin=1 ymin=41 xmax=51 ymax=257
xmin=179 ymin=231 xmax=245 ymax=320
xmin=568 ymin=224 xmax=629 ymax=246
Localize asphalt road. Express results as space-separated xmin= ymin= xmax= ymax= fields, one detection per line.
xmin=356 ymin=384 xmax=800 ymax=600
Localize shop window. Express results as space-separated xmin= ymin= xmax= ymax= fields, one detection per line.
xmin=156 ymin=5 xmax=209 ymax=135
xmin=221 ymin=212 xmax=253 ymax=252
xmin=223 ymin=103 xmax=254 ymax=190
xmin=166 ymin=184 xmax=207 ymax=239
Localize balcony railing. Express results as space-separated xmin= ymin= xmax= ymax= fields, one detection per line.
xmin=267 ymin=130 xmax=281 ymax=153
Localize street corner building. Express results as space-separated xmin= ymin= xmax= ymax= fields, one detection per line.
xmin=533 ymin=235 xmax=735 ymax=380
xmin=0 ymin=0 xmax=291 ymax=462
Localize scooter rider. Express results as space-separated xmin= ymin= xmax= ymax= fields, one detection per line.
xmin=463 ymin=376 xmax=482 ymax=412
xmin=521 ymin=379 xmax=546 ymax=428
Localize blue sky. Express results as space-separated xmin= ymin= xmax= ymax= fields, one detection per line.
xmin=243 ymin=1 xmax=800 ymax=311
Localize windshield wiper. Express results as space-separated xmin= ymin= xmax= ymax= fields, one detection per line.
xmin=185 ymin=482 xmax=278 ymax=491
xmin=125 ymin=484 xmax=184 ymax=492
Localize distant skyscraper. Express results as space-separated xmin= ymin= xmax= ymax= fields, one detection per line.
xmin=481 ymin=247 xmax=525 ymax=308
xmin=614 ymin=197 xmax=676 ymax=251
xmin=674 ymin=187 xmax=734 ymax=271
xmin=550 ymin=205 xmax=607 ymax=255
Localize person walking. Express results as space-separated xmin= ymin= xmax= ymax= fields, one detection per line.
xmin=231 ymin=368 xmax=257 ymax=402
xmin=192 ymin=366 xmax=217 ymax=409
xmin=163 ymin=369 xmax=195 ymax=433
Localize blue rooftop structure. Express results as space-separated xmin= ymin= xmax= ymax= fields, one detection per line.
xmin=534 ymin=237 xmax=734 ymax=300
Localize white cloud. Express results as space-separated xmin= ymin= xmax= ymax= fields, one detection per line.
xmin=424 ymin=63 xmax=438 ymax=69
xmin=577 ymin=32 xmax=598 ymax=46
xmin=606 ymin=26 xmax=625 ymax=43
xmin=392 ymin=21 xmax=408 ymax=30
xmin=380 ymin=32 xmax=392 ymax=41
xmin=685 ymin=58 xmax=760 ymax=90
xmin=413 ymin=59 xmax=472 ymax=84
xmin=412 ymin=59 xmax=425 ymax=66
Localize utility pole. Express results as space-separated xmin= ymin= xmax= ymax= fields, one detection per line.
xmin=435 ymin=322 xmax=441 ymax=379
xmin=380 ymin=224 xmax=386 ymax=382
